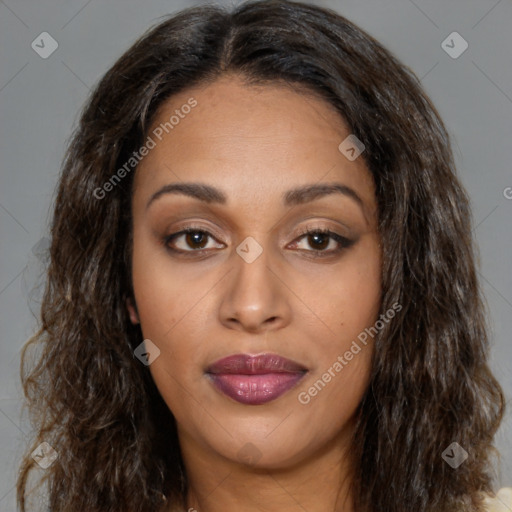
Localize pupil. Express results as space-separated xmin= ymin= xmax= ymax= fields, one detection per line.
xmin=187 ymin=232 xmax=206 ymax=248
xmin=310 ymin=233 xmax=328 ymax=250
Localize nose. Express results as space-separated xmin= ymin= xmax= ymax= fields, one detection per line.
xmin=218 ymin=242 xmax=291 ymax=333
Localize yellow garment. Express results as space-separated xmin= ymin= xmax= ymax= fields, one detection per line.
xmin=482 ymin=487 xmax=512 ymax=511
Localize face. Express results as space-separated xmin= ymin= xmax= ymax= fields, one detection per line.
xmin=127 ymin=75 xmax=381 ymax=471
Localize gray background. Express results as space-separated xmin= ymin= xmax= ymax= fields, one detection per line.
xmin=1 ymin=0 xmax=511 ymax=509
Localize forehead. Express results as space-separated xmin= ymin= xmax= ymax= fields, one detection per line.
xmin=133 ymin=75 xmax=376 ymax=215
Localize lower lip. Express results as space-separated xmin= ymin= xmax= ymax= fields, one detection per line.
xmin=207 ymin=372 xmax=306 ymax=405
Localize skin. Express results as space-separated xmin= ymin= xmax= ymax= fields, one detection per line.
xmin=127 ymin=74 xmax=381 ymax=512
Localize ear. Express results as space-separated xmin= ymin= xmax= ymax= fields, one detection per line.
xmin=126 ymin=296 xmax=140 ymax=324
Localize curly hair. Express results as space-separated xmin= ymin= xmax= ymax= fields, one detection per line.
xmin=17 ymin=1 xmax=504 ymax=511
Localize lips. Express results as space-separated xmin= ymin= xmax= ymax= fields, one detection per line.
xmin=206 ymin=353 xmax=308 ymax=405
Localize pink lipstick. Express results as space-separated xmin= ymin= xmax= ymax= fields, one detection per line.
xmin=206 ymin=353 xmax=307 ymax=405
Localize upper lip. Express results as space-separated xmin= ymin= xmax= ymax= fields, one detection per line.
xmin=206 ymin=353 xmax=308 ymax=375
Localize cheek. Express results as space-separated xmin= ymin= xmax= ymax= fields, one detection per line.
xmin=129 ymin=228 xmax=213 ymax=384
xmin=308 ymin=245 xmax=381 ymax=347
xmin=129 ymin=226 xmax=203 ymax=336
xmin=300 ymin=242 xmax=380 ymax=407
xmin=295 ymin=258 xmax=379 ymax=423
xmin=334 ymin=264 xmax=381 ymax=334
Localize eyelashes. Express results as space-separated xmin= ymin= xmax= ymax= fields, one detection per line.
xmin=163 ymin=225 xmax=356 ymax=258
xmin=293 ymin=227 xmax=355 ymax=255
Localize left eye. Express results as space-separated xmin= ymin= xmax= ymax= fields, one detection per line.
xmin=291 ymin=229 xmax=354 ymax=254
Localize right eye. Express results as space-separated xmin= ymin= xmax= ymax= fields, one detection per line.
xmin=163 ymin=228 xmax=224 ymax=254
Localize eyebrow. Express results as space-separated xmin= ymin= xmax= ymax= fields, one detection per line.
xmin=145 ymin=182 xmax=364 ymax=210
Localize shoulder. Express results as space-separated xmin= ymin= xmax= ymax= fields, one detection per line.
xmin=481 ymin=487 xmax=512 ymax=511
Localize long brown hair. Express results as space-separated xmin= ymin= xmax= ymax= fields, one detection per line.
xmin=17 ymin=1 xmax=504 ymax=511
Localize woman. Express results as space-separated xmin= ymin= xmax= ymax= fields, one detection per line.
xmin=16 ymin=1 xmax=509 ymax=511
